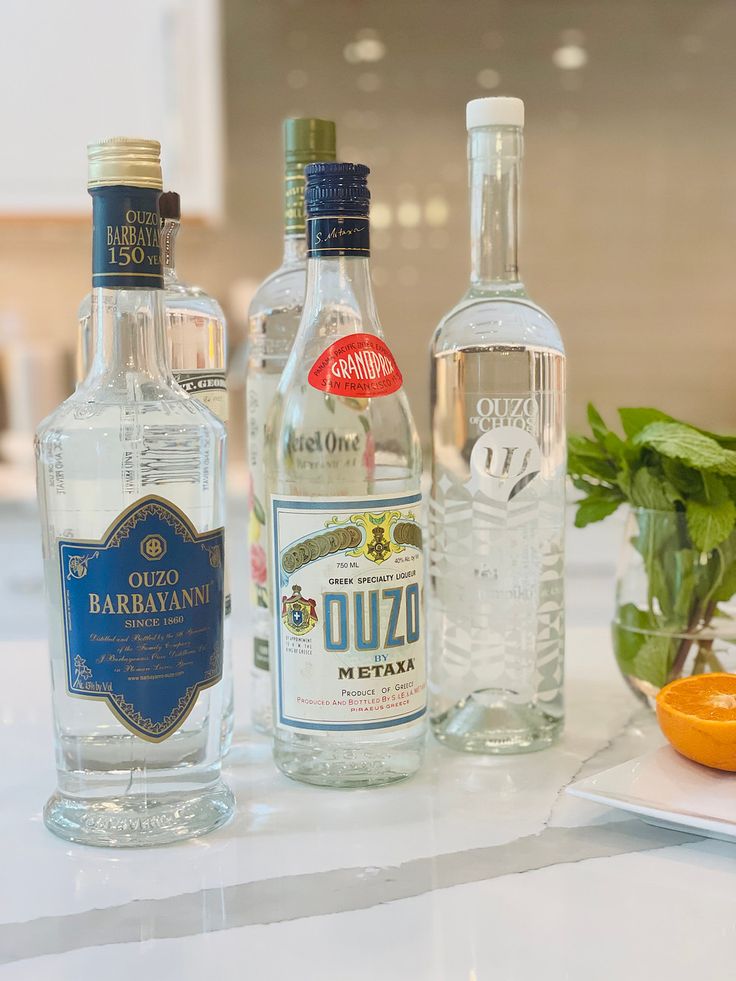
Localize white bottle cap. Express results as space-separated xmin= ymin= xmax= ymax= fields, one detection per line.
xmin=466 ymin=97 xmax=524 ymax=131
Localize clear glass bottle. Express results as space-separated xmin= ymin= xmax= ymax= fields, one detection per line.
xmin=266 ymin=162 xmax=426 ymax=788
xmin=159 ymin=191 xmax=233 ymax=752
xmin=429 ymin=97 xmax=566 ymax=754
xmin=246 ymin=118 xmax=336 ymax=733
xmin=35 ymin=138 xmax=233 ymax=846
xmin=79 ymin=191 xmax=233 ymax=751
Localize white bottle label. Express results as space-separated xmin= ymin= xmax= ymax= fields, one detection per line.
xmin=174 ymin=369 xmax=228 ymax=423
xmin=271 ymin=492 xmax=426 ymax=731
xmin=174 ymin=368 xmax=231 ymax=616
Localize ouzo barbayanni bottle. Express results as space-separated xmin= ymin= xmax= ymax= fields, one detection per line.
xmin=35 ymin=138 xmax=234 ymax=845
xmin=78 ymin=189 xmax=234 ymax=753
xmin=266 ymin=162 xmax=426 ymax=787
xmin=246 ymin=118 xmax=337 ymax=734
xmin=429 ymin=97 xmax=566 ymax=753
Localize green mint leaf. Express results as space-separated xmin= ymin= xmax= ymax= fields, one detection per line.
xmin=685 ymin=496 xmax=736 ymax=552
xmin=688 ymin=423 xmax=736 ymax=452
xmin=647 ymin=556 xmax=673 ymax=618
xmin=709 ymin=434 xmax=736 ymax=451
xmin=574 ymin=493 xmax=622 ymax=527
xmin=633 ymin=634 xmax=676 ymax=688
xmin=618 ymin=407 xmax=675 ymax=439
xmin=568 ymin=434 xmax=608 ymax=462
xmin=612 ymin=603 xmax=658 ymax=674
xmin=586 ymin=404 xmax=628 ymax=458
xmin=661 ymin=458 xmax=704 ymax=498
xmin=568 ymin=438 xmax=619 ymax=482
xmin=634 ymin=422 xmax=736 ymax=476
xmin=571 ymin=474 xmax=602 ymax=492
xmin=587 ymin=403 xmax=610 ymax=444
xmin=603 ymin=430 xmax=626 ymax=460
xmin=715 ymin=557 xmax=736 ymax=603
xmin=701 ymin=471 xmax=729 ymax=505
xmin=629 ymin=467 xmax=678 ymax=511
xmin=253 ymin=496 xmax=266 ymax=526
xmin=571 ymin=475 xmax=621 ymax=498
xmin=719 ymin=476 xmax=736 ymax=503
xmin=672 ymin=556 xmax=698 ymax=622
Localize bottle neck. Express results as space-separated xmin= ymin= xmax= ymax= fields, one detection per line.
xmin=282 ymin=233 xmax=307 ymax=265
xmin=161 ymin=217 xmax=180 ymax=283
xmin=302 ymin=254 xmax=379 ymax=330
xmin=468 ymin=126 xmax=525 ymax=296
xmin=85 ymin=185 xmax=171 ymax=385
xmin=302 ymin=213 xmax=377 ymax=329
xmin=282 ymin=155 xmax=337 ymax=266
xmin=87 ymin=289 xmax=171 ymax=384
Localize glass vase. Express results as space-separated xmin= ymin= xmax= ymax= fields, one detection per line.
xmin=613 ymin=507 xmax=736 ymax=707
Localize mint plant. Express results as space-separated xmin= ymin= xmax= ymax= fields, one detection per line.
xmin=569 ymin=405 xmax=736 ymax=689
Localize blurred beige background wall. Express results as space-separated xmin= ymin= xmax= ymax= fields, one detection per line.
xmin=1 ymin=0 xmax=735 ymax=449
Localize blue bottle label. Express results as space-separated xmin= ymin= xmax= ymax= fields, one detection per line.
xmin=91 ymin=185 xmax=163 ymax=289
xmin=58 ymin=496 xmax=225 ymax=742
xmin=307 ymin=216 xmax=370 ymax=257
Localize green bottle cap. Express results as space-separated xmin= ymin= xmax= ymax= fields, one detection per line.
xmin=283 ymin=118 xmax=337 ymax=165
xmin=283 ymin=118 xmax=337 ymax=235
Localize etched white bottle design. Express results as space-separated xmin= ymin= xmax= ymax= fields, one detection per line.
xmin=429 ymin=98 xmax=566 ymax=754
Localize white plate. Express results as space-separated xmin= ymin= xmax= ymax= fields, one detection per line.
xmin=567 ymin=745 xmax=736 ymax=844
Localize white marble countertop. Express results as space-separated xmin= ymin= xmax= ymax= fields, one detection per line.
xmin=0 ymin=502 xmax=733 ymax=980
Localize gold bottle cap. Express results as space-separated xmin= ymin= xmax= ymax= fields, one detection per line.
xmin=87 ymin=137 xmax=163 ymax=190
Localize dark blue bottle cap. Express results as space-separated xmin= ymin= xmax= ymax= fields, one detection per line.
xmin=305 ymin=162 xmax=370 ymax=217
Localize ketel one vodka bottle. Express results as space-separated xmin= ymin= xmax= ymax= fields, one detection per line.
xmin=247 ymin=118 xmax=336 ymax=734
xmin=78 ymin=189 xmax=234 ymax=752
xmin=266 ymin=163 xmax=426 ymax=787
xmin=429 ymin=97 xmax=566 ymax=754
xmin=35 ymin=139 xmax=233 ymax=846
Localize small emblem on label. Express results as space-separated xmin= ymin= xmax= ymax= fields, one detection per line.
xmin=68 ymin=554 xmax=96 ymax=580
xmin=141 ymin=534 xmax=167 ymax=561
xmin=282 ymin=585 xmax=319 ymax=635
xmin=308 ymin=333 xmax=402 ymax=398
xmin=206 ymin=544 xmax=222 ymax=568
xmin=469 ymin=426 xmax=541 ymax=502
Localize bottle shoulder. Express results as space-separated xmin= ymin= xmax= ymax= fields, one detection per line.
xmin=266 ymin=385 xmax=422 ymax=488
xmin=270 ymin=376 xmax=419 ymax=447
xmin=431 ymin=292 xmax=564 ymax=355
xmin=248 ymin=262 xmax=306 ymax=319
xmin=77 ymin=288 xmax=226 ymax=325
xmin=36 ymin=385 xmax=226 ymax=441
xmin=164 ymin=281 xmax=225 ymax=320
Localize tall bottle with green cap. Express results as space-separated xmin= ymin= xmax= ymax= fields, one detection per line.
xmin=35 ymin=138 xmax=233 ymax=846
xmin=246 ymin=117 xmax=337 ymax=733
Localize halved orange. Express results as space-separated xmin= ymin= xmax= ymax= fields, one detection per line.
xmin=656 ymin=673 xmax=736 ymax=772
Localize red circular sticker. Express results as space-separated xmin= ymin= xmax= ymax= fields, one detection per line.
xmin=308 ymin=333 xmax=403 ymax=398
